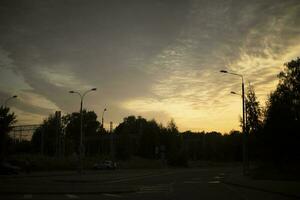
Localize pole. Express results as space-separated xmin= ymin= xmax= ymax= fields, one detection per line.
xmin=242 ymin=79 xmax=248 ymax=175
xmin=79 ymin=98 xmax=83 ymax=173
xmin=220 ymin=70 xmax=248 ymax=175
xmin=102 ymin=108 xmax=106 ymax=130
xmin=110 ymin=121 xmax=114 ymax=161
xmin=69 ymin=88 xmax=96 ymax=173
xmin=41 ymin=127 xmax=44 ymax=155
xmin=102 ymin=116 xmax=104 ymax=130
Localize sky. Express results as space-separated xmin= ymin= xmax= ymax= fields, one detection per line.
xmin=0 ymin=0 xmax=300 ymax=133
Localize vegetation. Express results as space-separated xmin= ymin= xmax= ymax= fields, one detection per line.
xmin=2 ymin=57 xmax=299 ymax=171
xmin=0 ymin=106 xmax=16 ymax=161
xmin=263 ymin=57 xmax=300 ymax=165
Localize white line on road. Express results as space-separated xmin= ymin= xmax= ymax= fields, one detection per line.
xmin=107 ymin=172 xmax=175 ymax=183
xmin=23 ymin=194 xmax=32 ymax=199
xmin=208 ymin=181 xmax=221 ymax=184
xmin=65 ymin=194 xmax=79 ymax=199
xmin=103 ymin=193 xmax=123 ymax=198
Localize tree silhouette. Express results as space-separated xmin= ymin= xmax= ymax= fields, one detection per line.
xmin=0 ymin=106 xmax=16 ymax=161
xmin=263 ymin=57 xmax=300 ymax=165
xmin=245 ymin=84 xmax=263 ymax=160
xmin=245 ymin=84 xmax=263 ymax=135
xmin=31 ymin=113 xmax=62 ymax=156
xmin=63 ymin=110 xmax=100 ymax=155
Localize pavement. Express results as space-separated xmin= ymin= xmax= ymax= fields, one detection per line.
xmin=1 ymin=167 xmax=300 ymax=200
xmin=223 ymin=170 xmax=300 ymax=199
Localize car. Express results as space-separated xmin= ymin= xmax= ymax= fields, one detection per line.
xmin=93 ymin=160 xmax=117 ymax=170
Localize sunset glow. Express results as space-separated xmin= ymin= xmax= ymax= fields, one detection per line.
xmin=1 ymin=0 xmax=300 ymax=133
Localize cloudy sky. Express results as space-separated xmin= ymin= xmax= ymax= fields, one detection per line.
xmin=0 ymin=0 xmax=300 ymax=132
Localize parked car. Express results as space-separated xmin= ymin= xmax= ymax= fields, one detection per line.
xmin=93 ymin=160 xmax=117 ymax=170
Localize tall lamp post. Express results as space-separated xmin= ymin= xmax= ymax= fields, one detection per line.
xmin=101 ymin=108 xmax=107 ymax=130
xmin=4 ymin=95 xmax=17 ymax=107
xmin=231 ymin=91 xmax=248 ymax=143
xmin=220 ymin=70 xmax=248 ymax=175
xmin=69 ymin=88 xmax=97 ymax=173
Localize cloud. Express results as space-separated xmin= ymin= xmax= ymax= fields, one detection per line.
xmin=0 ymin=0 xmax=299 ymax=131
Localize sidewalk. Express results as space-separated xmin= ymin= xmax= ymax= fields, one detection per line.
xmin=223 ymin=171 xmax=300 ymax=199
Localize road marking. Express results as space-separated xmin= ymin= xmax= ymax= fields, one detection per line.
xmin=65 ymin=194 xmax=79 ymax=199
xmin=23 ymin=194 xmax=32 ymax=199
xmin=208 ymin=181 xmax=221 ymax=184
xmin=103 ymin=193 xmax=123 ymax=198
xmin=107 ymin=171 xmax=175 ymax=183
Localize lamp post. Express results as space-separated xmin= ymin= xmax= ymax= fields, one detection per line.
xmin=101 ymin=108 xmax=107 ymax=130
xmin=69 ymin=88 xmax=97 ymax=173
xmin=230 ymin=91 xmax=240 ymax=96
xmin=231 ymin=91 xmax=248 ymax=144
xmin=4 ymin=95 xmax=17 ymax=107
xmin=220 ymin=70 xmax=248 ymax=175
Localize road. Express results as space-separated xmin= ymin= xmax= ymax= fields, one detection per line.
xmin=0 ymin=167 xmax=297 ymax=200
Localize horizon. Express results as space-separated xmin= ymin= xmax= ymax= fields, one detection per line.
xmin=1 ymin=0 xmax=300 ymax=133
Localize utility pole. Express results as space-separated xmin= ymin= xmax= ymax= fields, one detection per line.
xmin=69 ymin=88 xmax=97 ymax=173
xmin=55 ymin=111 xmax=62 ymax=157
xmin=220 ymin=70 xmax=248 ymax=175
xmin=110 ymin=121 xmax=114 ymax=161
xmin=41 ymin=127 xmax=44 ymax=156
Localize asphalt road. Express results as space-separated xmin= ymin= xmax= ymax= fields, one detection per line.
xmin=0 ymin=167 xmax=297 ymax=200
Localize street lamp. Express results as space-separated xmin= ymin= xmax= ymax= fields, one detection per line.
xmin=220 ymin=70 xmax=248 ymax=175
xmin=4 ymin=95 xmax=17 ymax=107
xmin=230 ymin=91 xmax=240 ymax=96
xmin=231 ymin=90 xmax=248 ymax=139
xmin=101 ymin=108 xmax=107 ymax=130
xmin=69 ymin=88 xmax=97 ymax=173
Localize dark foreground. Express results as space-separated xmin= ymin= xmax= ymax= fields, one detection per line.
xmin=1 ymin=167 xmax=300 ymax=200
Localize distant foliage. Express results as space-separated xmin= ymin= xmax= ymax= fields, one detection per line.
xmin=245 ymin=84 xmax=263 ymax=135
xmin=63 ymin=110 xmax=100 ymax=155
xmin=0 ymin=106 xmax=16 ymax=160
xmin=31 ymin=110 xmax=101 ymax=156
xmin=31 ymin=114 xmax=62 ymax=156
xmin=245 ymin=84 xmax=263 ymax=160
xmin=15 ymin=58 xmax=300 ymax=169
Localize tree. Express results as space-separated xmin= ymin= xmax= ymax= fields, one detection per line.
xmin=63 ymin=110 xmax=100 ymax=156
xmin=31 ymin=113 xmax=62 ymax=156
xmin=245 ymin=84 xmax=263 ymax=135
xmin=138 ymin=119 xmax=160 ymax=159
xmin=263 ymin=57 xmax=300 ymax=164
xmin=0 ymin=106 xmax=16 ymax=160
xmin=245 ymin=84 xmax=263 ymax=160
xmin=114 ymin=116 xmax=148 ymax=159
